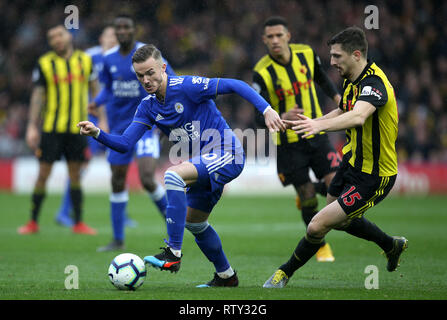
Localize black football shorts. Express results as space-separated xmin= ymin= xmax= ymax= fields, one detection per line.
xmin=37 ymin=132 xmax=88 ymax=163
xmin=328 ymin=157 xmax=396 ymax=218
xmin=276 ymin=134 xmax=340 ymax=187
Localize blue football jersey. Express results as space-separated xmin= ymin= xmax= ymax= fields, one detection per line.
xmin=133 ymin=75 xmax=244 ymax=157
xmin=100 ymin=41 xmax=175 ymax=134
xmin=85 ymin=45 xmax=105 ymax=77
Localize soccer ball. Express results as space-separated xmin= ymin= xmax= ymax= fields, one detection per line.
xmin=108 ymin=253 xmax=147 ymax=290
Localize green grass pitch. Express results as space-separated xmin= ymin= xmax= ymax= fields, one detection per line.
xmin=0 ymin=192 xmax=446 ymax=300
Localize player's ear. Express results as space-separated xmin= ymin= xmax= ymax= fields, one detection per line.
xmin=352 ymin=49 xmax=362 ymax=61
xmin=162 ymin=63 xmax=167 ymax=72
xmin=262 ymin=32 xmax=268 ymax=45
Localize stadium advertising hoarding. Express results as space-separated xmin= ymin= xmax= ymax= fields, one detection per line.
xmin=1 ymin=157 xmax=447 ymax=195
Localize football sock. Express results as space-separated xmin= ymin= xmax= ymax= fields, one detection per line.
xmin=164 ymin=171 xmax=187 ymax=251
xmin=56 ymin=179 xmax=72 ymax=219
xmin=31 ymin=190 xmax=45 ymax=222
xmin=301 ymin=197 xmax=326 ymax=248
xmin=217 ymin=267 xmax=235 ymax=279
xmin=169 ymin=247 xmax=182 ymax=258
xmin=313 ymin=181 xmax=328 ymax=197
xmin=343 ymin=217 xmax=394 ymax=253
xmin=187 ymin=221 xmax=231 ymax=273
xmin=69 ymin=185 xmax=83 ymax=224
xmin=110 ymin=191 xmax=128 ymax=242
xmin=300 ymin=197 xmax=318 ymax=225
xmin=280 ymin=233 xmax=324 ymax=278
xmin=149 ymin=183 xmax=168 ymax=218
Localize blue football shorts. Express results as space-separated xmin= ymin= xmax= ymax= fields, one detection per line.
xmin=106 ymin=129 xmax=160 ymax=165
xmin=186 ymin=149 xmax=245 ymax=213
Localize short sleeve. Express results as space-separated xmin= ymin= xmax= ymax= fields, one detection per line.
xmin=252 ymin=72 xmax=269 ymax=102
xmin=88 ymin=58 xmax=98 ymax=82
xmin=183 ymin=76 xmax=219 ymax=104
xmin=357 ymin=75 xmax=388 ymax=108
xmin=32 ymin=63 xmax=46 ymax=87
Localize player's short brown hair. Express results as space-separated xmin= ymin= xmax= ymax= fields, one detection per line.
xmin=327 ymin=26 xmax=368 ymax=57
xmin=132 ymin=44 xmax=162 ymax=64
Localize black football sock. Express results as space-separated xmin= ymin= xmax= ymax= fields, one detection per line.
xmin=313 ymin=181 xmax=327 ymax=197
xmin=31 ymin=190 xmax=45 ymax=222
xmin=69 ymin=186 xmax=83 ymax=224
xmin=343 ymin=217 xmax=393 ymax=253
xmin=300 ymin=197 xmax=318 ymax=226
xmin=301 ymin=197 xmax=326 ymax=248
xmin=280 ymin=233 xmax=324 ymax=278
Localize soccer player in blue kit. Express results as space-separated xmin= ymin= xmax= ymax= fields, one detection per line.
xmin=78 ymin=44 xmax=286 ymax=287
xmin=88 ymin=16 xmax=176 ymax=252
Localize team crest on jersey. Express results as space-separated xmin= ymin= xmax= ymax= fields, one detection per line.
xmin=175 ymin=102 xmax=184 ymax=113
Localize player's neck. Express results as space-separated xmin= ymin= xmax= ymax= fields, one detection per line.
xmin=349 ymin=59 xmax=368 ymax=82
xmin=271 ymin=47 xmax=291 ymax=65
xmin=56 ymin=46 xmax=73 ymax=60
xmin=155 ymin=72 xmax=168 ymax=103
xmin=119 ymin=41 xmax=135 ymax=55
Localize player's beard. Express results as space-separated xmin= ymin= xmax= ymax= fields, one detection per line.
xmin=145 ymin=74 xmax=164 ymax=95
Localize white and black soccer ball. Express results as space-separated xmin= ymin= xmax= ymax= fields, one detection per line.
xmin=108 ymin=253 xmax=146 ymax=290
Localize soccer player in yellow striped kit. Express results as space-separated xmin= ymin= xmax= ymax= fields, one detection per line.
xmin=264 ymin=26 xmax=408 ymax=288
xmin=253 ymin=16 xmax=341 ymax=262
xmin=18 ymin=23 xmax=98 ymax=235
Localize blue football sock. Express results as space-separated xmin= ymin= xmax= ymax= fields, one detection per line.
xmin=191 ymin=223 xmax=230 ymax=273
xmin=110 ymin=191 xmax=128 ymax=242
xmin=149 ymin=183 xmax=168 ymax=218
xmin=56 ymin=179 xmax=72 ymax=219
xmin=164 ymin=171 xmax=186 ymax=250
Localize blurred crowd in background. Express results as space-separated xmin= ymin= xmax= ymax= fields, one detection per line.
xmin=0 ymin=0 xmax=445 ymax=163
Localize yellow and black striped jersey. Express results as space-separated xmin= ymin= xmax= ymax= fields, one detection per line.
xmin=32 ymin=50 xmax=95 ymax=134
xmin=340 ymin=61 xmax=398 ymax=176
xmin=253 ymin=43 xmax=338 ymax=146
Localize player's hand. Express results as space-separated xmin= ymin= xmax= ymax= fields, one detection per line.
xmin=264 ymin=108 xmax=286 ymax=133
xmin=283 ymin=114 xmax=323 ymax=138
xmin=77 ymin=121 xmax=100 ymax=137
xmin=26 ymin=124 xmax=40 ymax=150
xmin=281 ymin=105 xmax=304 ymax=121
xmin=88 ymin=101 xmax=98 ymax=117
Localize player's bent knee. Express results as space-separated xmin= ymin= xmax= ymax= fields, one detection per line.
xmin=307 ymin=220 xmax=328 ymax=239
xmin=185 ymin=221 xmax=210 ymax=235
xmin=164 ymin=170 xmax=186 ymax=191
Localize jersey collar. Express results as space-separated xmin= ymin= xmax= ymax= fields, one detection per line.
xmin=352 ymin=60 xmax=373 ymax=85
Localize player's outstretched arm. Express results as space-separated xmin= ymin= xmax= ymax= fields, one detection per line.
xmin=283 ymin=100 xmax=375 ymax=138
xmin=77 ymin=120 xmax=149 ymax=153
xmin=216 ymin=78 xmax=286 ymax=133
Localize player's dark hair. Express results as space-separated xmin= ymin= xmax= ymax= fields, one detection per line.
xmin=114 ymin=13 xmax=135 ymax=25
xmin=327 ymin=26 xmax=368 ymax=57
xmin=263 ymin=16 xmax=288 ymax=30
xmin=132 ymin=44 xmax=162 ymax=64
